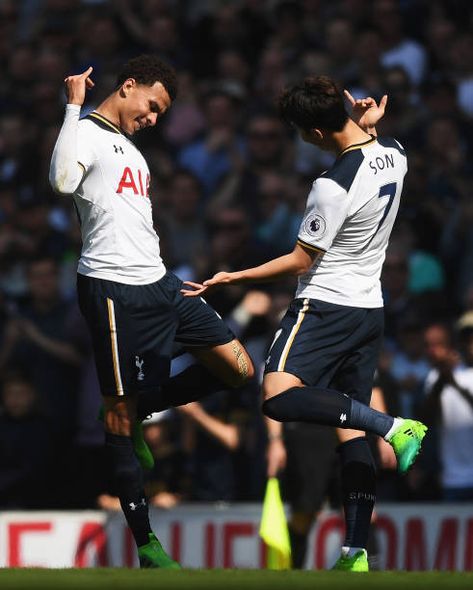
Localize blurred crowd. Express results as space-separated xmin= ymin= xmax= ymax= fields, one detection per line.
xmin=1 ymin=0 xmax=473 ymax=511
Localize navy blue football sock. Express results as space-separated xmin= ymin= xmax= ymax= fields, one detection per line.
xmin=338 ymin=437 xmax=376 ymax=549
xmin=105 ymin=432 xmax=151 ymax=547
xmin=349 ymin=396 xmax=394 ymax=437
xmin=137 ymin=364 xmax=225 ymax=420
xmin=262 ymin=386 xmax=394 ymax=437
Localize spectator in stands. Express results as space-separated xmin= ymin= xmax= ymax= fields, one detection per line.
xmin=178 ymin=88 xmax=245 ymax=196
xmin=0 ymin=372 xmax=54 ymax=508
xmin=421 ymin=323 xmax=473 ymax=501
xmin=157 ymin=169 xmax=206 ymax=272
xmin=373 ymin=0 xmax=427 ymax=86
xmin=0 ymin=256 xmax=82 ymax=506
xmin=389 ymin=321 xmax=430 ymax=418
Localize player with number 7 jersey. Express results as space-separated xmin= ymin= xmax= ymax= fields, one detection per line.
xmin=295 ymin=134 xmax=404 ymax=308
xmin=181 ymin=76 xmax=427 ymax=572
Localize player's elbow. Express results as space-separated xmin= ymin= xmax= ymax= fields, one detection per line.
xmin=49 ymin=164 xmax=81 ymax=195
xmin=295 ymin=262 xmax=312 ymax=276
xmin=291 ymin=257 xmax=313 ymax=276
xmin=290 ymin=247 xmax=316 ymax=276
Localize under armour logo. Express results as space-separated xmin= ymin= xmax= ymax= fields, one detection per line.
xmin=339 ymin=413 xmax=347 ymax=424
xmin=129 ymin=498 xmax=146 ymax=511
xmin=114 ymin=145 xmax=124 ymax=154
xmin=135 ymin=356 xmax=145 ymax=381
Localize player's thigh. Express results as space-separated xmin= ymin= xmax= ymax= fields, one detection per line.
xmin=77 ymin=273 xmax=176 ymax=397
xmin=262 ymin=371 xmax=304 ymax=400
xmin=331 ymin=307 xmax=384 ymax=406
xmin=263 ymin=298 xmax=364 ymax=394
xmin=191 ymin=338 xmax=254 ymax=387
xmin=171 ymin=276 xmax=253 ymax=385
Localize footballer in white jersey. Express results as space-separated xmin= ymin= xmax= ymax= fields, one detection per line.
xmin=73 ymin=111 xmax=166 ymax=285
xmin=296 ymin=135 xmax=407 ymax=308
xmin=49 ymin=55 xmax=255 ymax=568
xmin=183 ymin=76 xmax=427 ymax=572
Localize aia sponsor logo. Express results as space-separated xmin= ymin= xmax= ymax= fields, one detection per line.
xmin=116 ymin=166 xmax=150 ymax=197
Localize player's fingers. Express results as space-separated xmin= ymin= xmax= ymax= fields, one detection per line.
xmin=86 ymin=78 xmax=95 ymax=89
xmin=180 ymin=288 xmax=203 ymax=297
xmin=379 ymin=94 xmax=388 ymax=111
xmin=81 ymin=66 xmax=94 ymax=78
xmin=182 ymin=280 xmax=204 ymax=290
xmin=344 ymin=89 xmax=355 ymax=105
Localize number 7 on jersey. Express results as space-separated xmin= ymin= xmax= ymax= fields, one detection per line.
xmin=375 ymin=182 xmax=397 ymax=235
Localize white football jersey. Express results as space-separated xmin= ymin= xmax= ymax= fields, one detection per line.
xmin=73 ymin=112 xmax=166 ymax=284
xmin=296 ymin=136 xmax=407 ymax=308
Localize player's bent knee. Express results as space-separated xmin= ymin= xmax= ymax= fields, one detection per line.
xmin=261 ymin=386 xmax=302 ymax=421
xmin=262 ymin=397 xmax=282 ymax=421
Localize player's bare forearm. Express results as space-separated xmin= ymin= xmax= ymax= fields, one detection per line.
xmin=233 ymin=253 xmax=307 ymax=283
xmin=182 ymin=244 xmax=319 ymax=296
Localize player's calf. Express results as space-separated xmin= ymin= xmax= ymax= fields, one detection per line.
xmin=105 ymin=432 xmax=152 ymax=547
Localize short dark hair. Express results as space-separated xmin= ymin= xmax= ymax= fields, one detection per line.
xmin=277 ymin=76 xmax=348 ymax=132
xmin=116 ymin=54 xmax=178 ymax=101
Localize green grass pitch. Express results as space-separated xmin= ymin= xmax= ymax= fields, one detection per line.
xmin=1 ymin=569 xmax=473 ymax=590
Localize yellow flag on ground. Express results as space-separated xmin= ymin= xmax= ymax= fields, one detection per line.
xmin=259 ymin=477 xmax=292 ymax=569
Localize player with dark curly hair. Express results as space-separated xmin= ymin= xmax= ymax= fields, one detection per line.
xmin=182 ymin=76 xmax=428 ymax=572
xmin=49 ymin=55 xmax=254 ymax=568
xmin=114 ymin=54 xmax=178 ymax=99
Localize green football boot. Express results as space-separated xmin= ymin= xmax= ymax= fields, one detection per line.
xmin=97 ymin=406 xmax=154 ymax=470
xmin=332 ymin=549 xmax=369 ymax=572
xmin=138 ymin=533 xmax=181 ymax=569
xmin=387 ymin=418 xmax=428 ymax=474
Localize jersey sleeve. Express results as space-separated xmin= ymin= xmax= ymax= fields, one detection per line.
xmin=297 ymin=177 xmax=351 ymax=252
xmin=76 ymin=122 xmax=96 ymax=171
xmin=49 ymin=105 xmax=95 ymax=195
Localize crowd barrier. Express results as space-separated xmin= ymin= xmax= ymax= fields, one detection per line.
xmin=1 ymin=503 xmax=472 ymax=570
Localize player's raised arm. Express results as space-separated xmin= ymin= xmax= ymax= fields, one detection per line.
xmin=344 ymin=89 xmax=387 ymax=137
xmin=49 ymin=67 xmax=94 ymax=195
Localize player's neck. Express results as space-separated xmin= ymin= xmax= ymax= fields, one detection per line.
xmin=94 ymin=95 xmax=122 ymax=130
xmin=332 ymin=120 xmax=373 ymax=156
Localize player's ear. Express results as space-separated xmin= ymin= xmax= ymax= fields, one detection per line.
xmin=121 ymin=78 xmax=136 ymax=97
xmin=311 ymin=128 xmax=324 ymax=142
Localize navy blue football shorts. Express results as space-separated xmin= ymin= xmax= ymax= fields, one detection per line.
xmin=264 ymin=297 xmax=384 ymax=405
xmin=77 ymin=271 xmax=234 ymax=397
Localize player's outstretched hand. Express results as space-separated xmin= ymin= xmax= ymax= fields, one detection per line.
xmin=344 ymin=89 xmax=387 ymax=132
xmin=181 ymin=271 xmax=240 ymax=297
xmin=64 ymin=66 xmax=95 ymax=106
xmin=180 ymin=281 xmax=208 ymax=297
